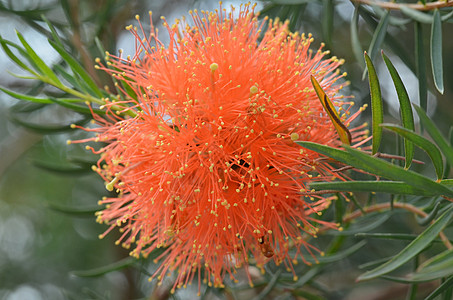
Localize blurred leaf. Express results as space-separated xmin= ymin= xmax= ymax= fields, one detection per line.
xmin=409 ymin=249 xmax=453 ymax=282
xmin=400 ymin=6 xmax=432 ymax=24
xmin=424 ymin=276 xmax=453 ymax=300
xmin=367 ymin=10 xmax=389 ymax=62
xmin=382 ymin=52 xmax=415 ymax=169
xmin=291 ymin=290 xmax=323 ymax=300
xmin=0 ymin=35 xmax=34 ymax=73
xmin=414 ymin=105 xmax=453 ymax=168
xmin=16 ymin=31 xmax=61 ymax=85
xmin=322 ymin=0 xmax=333 ymax=48
xmin=415 ymin=22 xmax=428 ymax=113
xmin=71 ymin=257 xmax=136 ymax=277
xmin=10 ymin=114 xmax=89 ymax=134
xmin=381 ymin=123 xmax=443 ymax=180
xmin=0 ymin=86 xmax=53 ymax=104
xmin=33 ymin=160 xmax=91 ymax=175
xmin=431 ymin=9 xmax=444 ymax=94
xmin=331 ymin=214 xmax=390 ymax=236
xmin=308 ymin=240 xmax=367 ymax=263
xmin=49 ymin=39 xmax=103 ymax=97
xmin=417 ymin=200 xmax=444 ymax=226
xmin=310 ymin=181 xmax=437 ymax=196
xmin=50 ymin=97 xmax=105 ymax=115
xmin=47 ymin=203 xmax=99 ymax=217
xmin=296 ymin=142 xmax=453 ymax=198
xmin=351 ymin=5 xmax=365 ymax=69
xmin=251 ymin=269 xmax=282 ymax=300
xmin=364 ymin=52 xmax=383 ymax=154
xmin=310 ymin=75 xmax=351 ymax=145
xmin=357 ymin=204 xmax=453 ymax=281
xmin=356 ymin=233 xmax=450 ymax=244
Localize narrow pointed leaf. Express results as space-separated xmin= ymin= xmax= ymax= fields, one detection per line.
xmin=431 ymin=9 xmax=444 ymax=94
xmin=49 ymin=40 xmax=102 ymax=97
xmin=367 ymin=10 xmax=389 ymax=62
xmin=11 ymin=115 xmax=89 ymax=134
xmin=0 ymin=35 xmax=34 ymax=73
xmin=71 ymin=257 xmax=136 ymax=277
xmin=424 ymin=276 xmax=453 ymax=300
xmin=322 ymin=0 xmax=333 ymax=49
xmin=0 ymin=87 xmax=52 ymax=104
xmin=382 ymin=52 xmax=415 ymax=169
xmin=351 ymin=6 xmax=365 ymax=69
xmin=16 ymin=31 xmax=61 ymax=85
xmin=310 ymin=181 xmax=437 ymax=196
xmin=310 ymin=76 xmax=351 ymax=144
xmin=417 ymin=201 xmax=443 ymax=226
xmin=415 ymin=22 xmax=427 ymax=113
xmin=49 ymin=98 xmax=105 ymax=115
xmin=414 ymin=104 xmax=453 ymax=168
xmin=382 ymin=123 xmax=443 ymax=180
xmin=306 ymin=240 xmax=367 ymax=264
xmin=357 ymin=204 xmax=453 ymax=281
xmin=47 ymin=203 xmax=99 ymax=217
xmin=296 ymin=142 xmax=453 ymax=197
xmin=400 ymin=6 xmax=432 ymax=24
xmin=364 ymin=52 xmax=383 ymax=154
xmin=410 ymin=249 xmax=453 ymax=282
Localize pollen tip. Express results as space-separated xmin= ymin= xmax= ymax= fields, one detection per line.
xmin=210 ymin=62 xmax=219 ymax=71
xmin=66 ymin=140 xmax=72 ymax=145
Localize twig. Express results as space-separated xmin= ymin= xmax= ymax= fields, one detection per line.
xmin=351 ymin=0 xmax=453 ymax=11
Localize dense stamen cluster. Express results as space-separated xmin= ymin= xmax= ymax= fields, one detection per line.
xmin=74 ymin=3 xmax=367 ymax=292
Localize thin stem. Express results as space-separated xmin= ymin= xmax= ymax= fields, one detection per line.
xmin=351 ymin=0 xmax=453 ymax=11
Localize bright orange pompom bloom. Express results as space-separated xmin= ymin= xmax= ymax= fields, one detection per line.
xmin=78 ymin=3 xmax=367 ymax=292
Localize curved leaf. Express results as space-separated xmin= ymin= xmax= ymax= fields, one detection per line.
xmin=297 ymin=141 xmax=453 ymax=198
xmin=0 ymin=86 xmax=52 ymax=104
xmin=364 ymin=52 xmax=383 ymax=154
xmin=382 ymin=52 xmax=415 ymax=169
xmin=415 ymin=22 xmax=427 ymax=113
xmin=409 ymin=249 xmax=453 ymax=282
xmin=381 ymin=123 xmax=444 ymax=180
xmin=417 ymin=201 xmax=443 ymax=226
xmin=47 ymin=203 xmax=99 ymax=217
xmin=351 ymin=6 xmax=364 ymax=69
xmin=357 ymin=204 xmax=453 ymax=281
xmin=424 ymin=276 xmax=453 ymax=300
xmin=16 ymin=31 xmax=61 ymax=85
xmin=310 ymin=75 xmax=351 ymax=145
xmin=310 ymin=181 xmax=437 ymax=197
xmin=414 ymin=104 xmax=453 ymax=168
xmin=367 ymin=10 xmax=389 ymax=62
xmin=431 ymin=9 xmax=444 ymax=94
xmin=71 ymin=257 xmax=136 ymax=277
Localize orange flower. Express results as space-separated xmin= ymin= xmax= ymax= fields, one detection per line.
xmin=76 ymin=3 xmax=366 ymax=292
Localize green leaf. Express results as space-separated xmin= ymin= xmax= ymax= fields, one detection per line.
xmin=251 ymin=269 xmax=282 ymax=300
xmin=414 ymin=104 xmax=453 ymax=168
xmin=71 ymin=257 xmax=136 ymax=277
xmin=33 ymin=160 xmax=91 ymax=175
xmin=296 ymin=142 xmax=453 ymax=198
xmin=355 ymin=233 xmax=448 ymax=244
xmin=367 ymin=10 xmax=389 ymax=62
xmin=351 ymin=6 xmax=365 ymax=69
xmin=310 ymin=76 xmax=351 ymax=145
xmin=382 ymin=52 xmax=415 ymax=169
xmin=310 ymin=181 xmax=437 ymax=197
xmin=322 ymin=0 xmax=333 ymax=49
xmin=0 ymin=87 xmax=52 ymax=104
xmin=364 ymin=52 xmax=383 ymax=154
xmin=0 ymin=35 xmax=34 ymax=73
xmin=11 ymin=114 xmax=89 ymax=134
xmin=400 ymin=6 xmax=432 ymax=24
xmin=409 ymin=249 xmax=453 ymax=282
xmin=49 ymin=40 xmax=103 ymax=97
xmin=47 ymin=203 xmax=99 ymax=217
xmin=16 ymin=31 xmax=61 ymax=85
xmin=415 ymin=22 xmax=428 ymax=114
xmin=431 ymin=9 xmax=444 ymax=94
xmin=49 ymin=98 xmax=105 ymax=115
xmin=417 ymin=200 xmax=444 ymax=226
xmin=331 ymin=214 xmax=390 ymax=236
xmin=357 ymin=204 xmax=453 ymax=281
xmin=381 ymin=123 xmax=444 ymax=180
xmin=424 ymin=276 xmax=453 ymax=300
xmin=308 ymin=240 xmax=367 ymax=264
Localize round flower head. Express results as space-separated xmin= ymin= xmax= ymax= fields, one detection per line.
xmin=79 ymin=3 xmax=367 ymax=292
